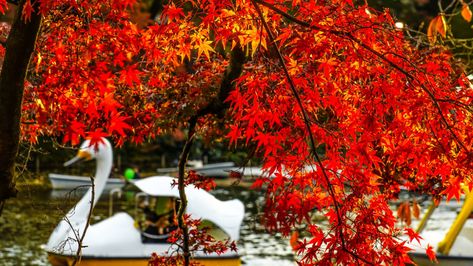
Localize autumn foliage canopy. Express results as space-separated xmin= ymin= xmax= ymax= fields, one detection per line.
xmin=2 ymin=0 xmax=473 ymax=264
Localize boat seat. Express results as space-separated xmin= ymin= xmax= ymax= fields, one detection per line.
xmin=140 ymin=230 xmax=171 ymax=243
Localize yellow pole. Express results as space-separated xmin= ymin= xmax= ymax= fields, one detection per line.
xmin=437 ymin=188 xmax=473 ymax=255
xmin=416 ymin=202 xmax=436 ymax=234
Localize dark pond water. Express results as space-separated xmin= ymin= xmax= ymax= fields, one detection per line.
xmin=0 ymin=183 xmax=295 ymax=266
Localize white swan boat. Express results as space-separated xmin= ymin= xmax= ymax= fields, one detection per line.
xmin=157 ymin=161 xmax=265 ymax=179
xmin=408 ymin=189 xmax=473 ymax=265
xmin=45 ymin=138 xmax=245 ymax=266
xmin=48 ymin=173 xmax=125 ymax=190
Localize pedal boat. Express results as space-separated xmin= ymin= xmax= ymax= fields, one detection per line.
xmin=45 ymin=138 xmax=244 ymax=266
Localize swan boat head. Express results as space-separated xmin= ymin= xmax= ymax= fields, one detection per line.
xmin=63 ymin=138 xmax=113 ymax=168
xmin=46 ymin=138 xmax=113 ymax=255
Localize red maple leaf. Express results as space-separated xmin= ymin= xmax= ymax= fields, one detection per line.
xmin=21 ymin=0 xmax=33 ymax=22
xmin=108 ymin=114 xmax=131 ymax=137
xmin=405 ymin=227 xmax=422 ymax=245
xmin=426 ymin=244 xmax=438 ymax=263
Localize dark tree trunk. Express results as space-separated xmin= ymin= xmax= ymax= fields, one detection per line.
xmin=149 ymin=0 xmax=164 ymax=21
xmin=175 ymin=45 xmax=245 ymax=265
xmin=0 ymin=0 xmax=41 ymax=215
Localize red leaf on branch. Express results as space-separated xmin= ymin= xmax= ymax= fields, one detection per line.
xmin=86 ymin=129 xmax=109 ymax=148
xmin=108 ymin=114 xmax=131 ymax=137
xmin=426 ymin=244 xmax=438 ymax=263
xmin=163 ymin=4 xmax=185 ymax=21
xmin=22 ymin=0 xmax=33 ymax=22
xmin=119 ymin=64 xmax=141 ymax=86
xmin=0 ymin=0 xmax=7 ymax=14
xmin=405 ymin=227 xmax=422 ymax=245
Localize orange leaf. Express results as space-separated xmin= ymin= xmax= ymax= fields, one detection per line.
xmin=427 ymin=15 xmax=447 ymax=43
xmin=290 ymin=231 xmax=299 ymax=250
xmin=462 ymin=4 xmax=472 ymax=22
xmin=404 ymin=201 xmax=412 ymax=226
xmin=397 ymin=202 xmax=406 ymax=221
xmin=397 ymin=201 xmax=413 ymax=225
xmin=427 ymin=17 xmax=438 ymax=44
xmin=436 ymin=15 xmax=447 ymax=38
xmin=412 ymin=199 xmax=420 ymax=219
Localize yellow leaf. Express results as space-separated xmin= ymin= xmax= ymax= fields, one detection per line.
xmin=35 ymin=98 xmax=45 ymax=110
xmin=437 ymin=15 xmax=447 ymax=38
xmin=462 ymin=4 xmax=472 ymax=23
xmin=35 ymin=52 xmax=42 ymax=72
xmin=196 ymin=40 xmax=214 ymax=60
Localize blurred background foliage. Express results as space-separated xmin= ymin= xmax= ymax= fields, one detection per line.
xmin=368 ymin=0 xmax=473 ymax=73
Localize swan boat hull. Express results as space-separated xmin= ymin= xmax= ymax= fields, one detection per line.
xmin=45 ymin=139 xmax=245 ymax=266
xmin=48 ymin=253 xmax=240 ymax=266
xmin=49 ymin=173 xmax=125 ymax=190
xmin=46 ymin=203 xmax=243 ymax=266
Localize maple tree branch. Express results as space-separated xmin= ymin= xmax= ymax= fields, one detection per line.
xmin=218 ymin=46 xmax=245 ymax=106
xmin=177 ymin=117 xmax=196 ymax=266
xmin=149 ymin=0 xmax=165 ymax=21
xmin=0 ymin=0 xmax=41 ymax=214
xmin=255 ymin=0 xmax=470 ymax=154
xmin=197 ymin=46 xmax=245 ymax=118
xmin=251 ymin=1 xmax=374 ymax=265
xmin=173 ymin=43 xmax=245 ymax=266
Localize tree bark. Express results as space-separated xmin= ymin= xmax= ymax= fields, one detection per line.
xmin=149 ymin=0 xmax=164 ymax=21
xmin=0 ymin=0 xmax=41 ymax=215
xmin=177 ymin=118 xmax=196 ymax=266
xmin=175 ymin=45 xmax=245 ymax=265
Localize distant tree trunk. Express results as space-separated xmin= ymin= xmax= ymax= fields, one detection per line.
xmin=149 ymin=0 xmax=164 ymax=20
xmin=0 ymin=0 xmax=41 ymax=215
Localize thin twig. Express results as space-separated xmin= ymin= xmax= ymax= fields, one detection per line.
xmin=71 ymin=176 xmax=95 ymax=266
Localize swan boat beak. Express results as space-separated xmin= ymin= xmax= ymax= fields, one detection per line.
xmin=63 ymin=150 xmax=92 ymax=167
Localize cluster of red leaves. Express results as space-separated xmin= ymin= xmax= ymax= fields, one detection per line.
xmin=397 ymin=200 xmax=420 ymax=226
xmin=1 ymin=0 xmax=472 ymax=264
xmin=148 ymin=214 xmax=237 ymax=266
xmin=171 ymin=171 xmax=216 ymax=191
xmin=224 ymin=1 xmax=473 ymax=265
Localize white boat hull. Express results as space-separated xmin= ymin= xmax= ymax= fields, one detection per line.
xmin=48 ymin=173 xmax=125 ymax=190
xmin=46 ymin=212 xmax=240 ymax=266
xmin=157 ymin=162 xmax=265 ymax=178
